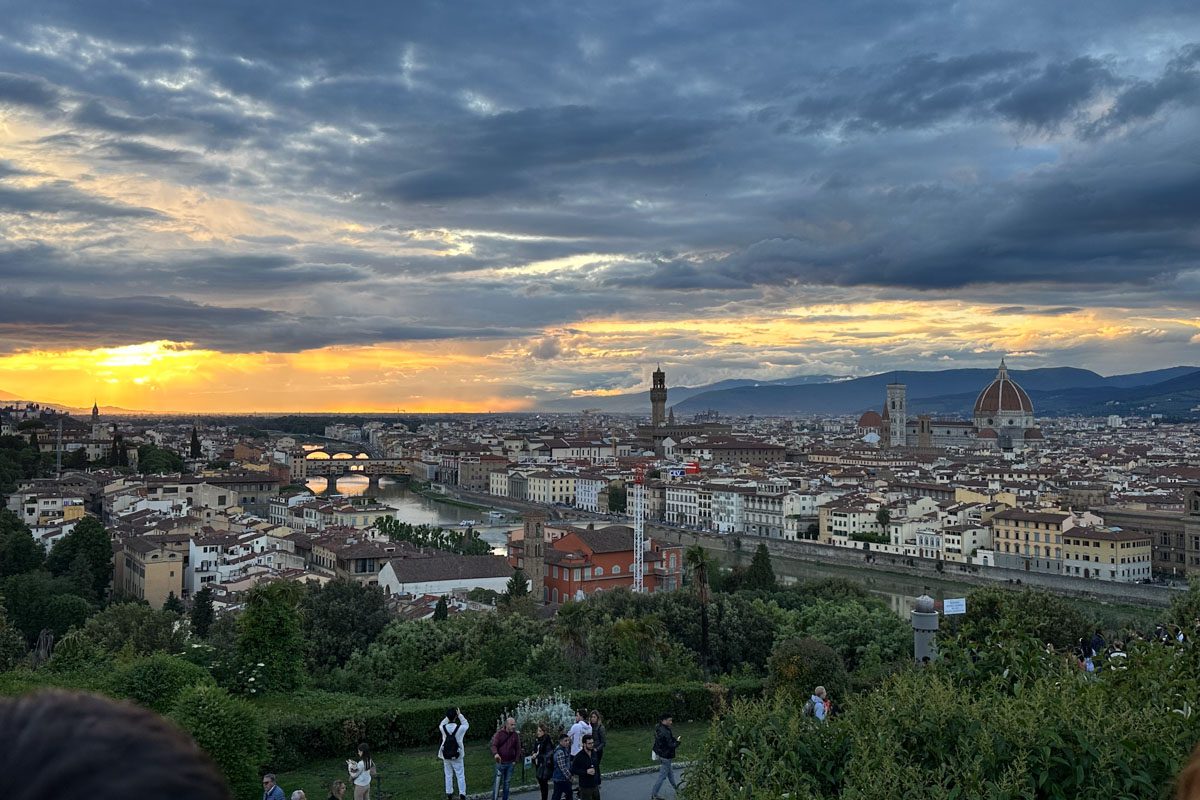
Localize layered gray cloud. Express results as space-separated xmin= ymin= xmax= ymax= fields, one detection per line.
xmin=0 ymin=0 xmax=1198 ymax=376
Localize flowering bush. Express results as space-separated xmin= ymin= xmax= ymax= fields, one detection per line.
xmin=501 ymin=688 xmax=575 ymax=743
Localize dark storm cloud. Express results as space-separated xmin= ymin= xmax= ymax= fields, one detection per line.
xmin=0 ymin=179 xmax=161 ymax=219
xmin=0 ymin=292 xmax=529 ymax=353
xmin=1 ymin=0 xmax=1199 ymax=367
xmin=992 ymin=306 xmax=1083 ymax=316
xmin=0 ymin=72 xmax=61 ymax=109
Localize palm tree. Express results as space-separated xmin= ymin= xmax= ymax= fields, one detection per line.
xmin=685 ymin=545 xmax=712 ymax=675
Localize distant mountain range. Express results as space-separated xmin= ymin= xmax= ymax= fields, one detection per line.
xmin=554 ymin=365 xmax=1200 ymax=417
xmin=0 ymin=393 xmax=149 ymax=416
xmin=543 ymin=374 xmax=843 ymax=412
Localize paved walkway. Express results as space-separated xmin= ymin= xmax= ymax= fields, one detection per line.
xmin=508 ymin=764 xmax=688 ymax=799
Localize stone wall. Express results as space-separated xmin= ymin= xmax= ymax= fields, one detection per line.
xmin=649 ymin=525 xmax=1177 ymax=608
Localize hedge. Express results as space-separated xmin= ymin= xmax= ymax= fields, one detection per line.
xmin=259 ymin=679 xmax=763 ymax=770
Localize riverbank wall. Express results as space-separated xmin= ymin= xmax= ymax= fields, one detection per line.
xmin=650 ymin=526 xmax=1178 ymax=608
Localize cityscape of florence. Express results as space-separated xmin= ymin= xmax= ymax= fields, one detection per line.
xmin=2 ymin=0 xmax=1200 ymax=799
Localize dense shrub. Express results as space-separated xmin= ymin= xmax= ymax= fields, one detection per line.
xmin=76 ymin=602 xmax=191 ymax=657
xmin=116 ymin=653 xmax=214 ymax=713
xmin=171 ymin=685 xmax=268 ymax=800
xmin=767 ymin=637 xmax=848 ymax=702
xmin=691 ymin=634 xmax=1200 ymax=800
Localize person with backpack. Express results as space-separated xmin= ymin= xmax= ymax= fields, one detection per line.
xmin=438 ymin=707 xmax=469 ymax=800
xmin=568 ymin=709 xmax=592 ymax=756
xmin=805 ymin=686 xmax=828 ymax=721
xmin=650 ymin=713 xmax=681 ymax=799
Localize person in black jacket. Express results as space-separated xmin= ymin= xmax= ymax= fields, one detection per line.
xmin=588 ymin=711 xmax=607 ymax=768
xmin=650 ymin=714 xmax=681 ymax=799
xmin=571 ymin=735 xmax=601 ymax=800
xmin=530 ymin=724 xmax=555 ymax=800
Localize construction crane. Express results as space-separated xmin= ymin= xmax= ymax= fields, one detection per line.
xmin=633 ymin=465 xmax=645 ymax=593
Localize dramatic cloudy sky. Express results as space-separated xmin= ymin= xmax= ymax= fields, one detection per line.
xmin=1 ymin=0 xmax=1199 ymax=412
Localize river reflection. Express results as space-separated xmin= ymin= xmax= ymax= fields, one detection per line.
xmin=718 ymin=549 xmax=977 ymax=618
xmin=303 ymin=476 xmax=516 ymax=554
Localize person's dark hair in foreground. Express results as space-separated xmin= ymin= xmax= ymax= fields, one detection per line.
xmin=0 ymin=690 xmax=230 ymax=800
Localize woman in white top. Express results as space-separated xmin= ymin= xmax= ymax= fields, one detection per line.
xmin=346 ymin=742 xmax=374 ymax=800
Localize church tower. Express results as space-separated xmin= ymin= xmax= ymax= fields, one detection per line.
xmin=521 ymin=511 xmax=547 ymax=605
xmin=886 ymin=382 xmax=907 ymax=448
xmin=650 ymin=365 xmax=668 ymax=427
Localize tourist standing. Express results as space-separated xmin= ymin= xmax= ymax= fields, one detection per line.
xmin=491 ymin=716 xmax=522 ymax=800
xmin=571 ymin=734 xmax=602 ymax=800
xmin=347 ymin=743 xmax=374 ymax=800
xmin=588 ymin=711 xmax=607 ymax=768
xmin=439 ymin=707 xmax=469 ymax=800
xmin=806 ymin=686 xmax=828 ymax=721
xmin=291 ymin=792 xmax=307 ymax=800
xmin=650 ymin=713 xmax=681 ymax=799
xmin=531 ymin=723 xmax=555 ymax=800
xmin=327 ymin=780 xmax=346 ymax=800
xmin=263 ymin=774 xmax=286 ymax=800
xmin=569 ymin=709 xmax=592 ymax=756
xmin=551 ymin=732 xmax=574 ymax=800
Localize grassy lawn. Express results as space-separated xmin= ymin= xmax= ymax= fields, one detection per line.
xmin=275 ymin=721 xmax=708 ymax=799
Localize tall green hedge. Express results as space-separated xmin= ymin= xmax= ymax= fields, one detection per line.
xmin=259 ymin=679 xmax=763 ymax=770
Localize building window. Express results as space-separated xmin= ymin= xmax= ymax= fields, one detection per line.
xmin=612 ymin=565 xmax=621 ymax=575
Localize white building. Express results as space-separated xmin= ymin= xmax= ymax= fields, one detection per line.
xmin=378 ymin=554 xmax=514 ymax=597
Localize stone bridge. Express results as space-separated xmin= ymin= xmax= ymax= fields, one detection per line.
xmin=299 ymin=448 xmax=409 ymax=481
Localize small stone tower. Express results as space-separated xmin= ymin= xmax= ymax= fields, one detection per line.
xmin=650 ymin=365 xmax=668 ymax=427
xmin=886 ymin=382 xmax=907 ymax=448
xmin=522 ymin=511 xmax=547 ymax=605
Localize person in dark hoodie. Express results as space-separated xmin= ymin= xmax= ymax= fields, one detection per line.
xmin=650 ymin=713 xmax=681 ymax=799
xmin=571 ymin=734 xmax=602 ymax=800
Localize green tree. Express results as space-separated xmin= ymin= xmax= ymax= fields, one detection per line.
xmin=685 ymin=545 xmax=713 ymax=674
xmin=505 ymin=568 xmax=530 ymax=600
xmin=46 ymin=516 xmax=112 ymax=597
xmin=191 ymin=586 xmax=215 ymax=638
xmin=235 ymin=581 xmax=304 ymax=693
xmin=171 ymin=685 xmax=267 ymax=800
xmin=875 ymin=507 xmax=891 ymax=528
xmin=63 ymin=447 xmax=90 ymax=470
xmin=190 ymin=427 xmax=203 ymax=459
xmin=767 ymin=636 xmax=849 ymax=702
xmin=0 ymin=511 xmax=45 ymax=577
xmin=743 ymin=543 xmax=778 ymax=592
xmin=116 ymin=652 xmax=214 ymax=713
xmin=0 ymin=597 xmax=28 ymax=669
xmin=77 ymin=602 xmax=190 ymax=656
xmin=137 ymin=444 xmax=186 ymax=474
xmin=299 ymin=578 xmax=389 ymax=673
xmin=1 ymin=571 xmax=92 ymax=643
xmin=163 ymin=591 xmax=186 ymax=615
xmin=607 ymin=483 xmax=627 ymax=513
xmin=433 ymin=595 xmax=449 ymax=621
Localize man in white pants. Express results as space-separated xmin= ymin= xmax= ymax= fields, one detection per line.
xmin=438 ymin=707 xmax=469 ymax=800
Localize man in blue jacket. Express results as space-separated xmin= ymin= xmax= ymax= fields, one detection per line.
xmin=262 ymin=773 xmax=285 ymax=800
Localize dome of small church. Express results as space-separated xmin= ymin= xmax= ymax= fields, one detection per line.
xmin=973 ymin=359 xmax=1033 ymax=416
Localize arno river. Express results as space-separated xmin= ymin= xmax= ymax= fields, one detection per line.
xmin=304 ymin=476 xmax=1152 ymax=623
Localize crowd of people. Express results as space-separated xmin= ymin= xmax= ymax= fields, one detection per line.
xmin=261 ymin=741 xmax=371 ymax=800
xmin=433 ymin=705 xmax=679 ymax=800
